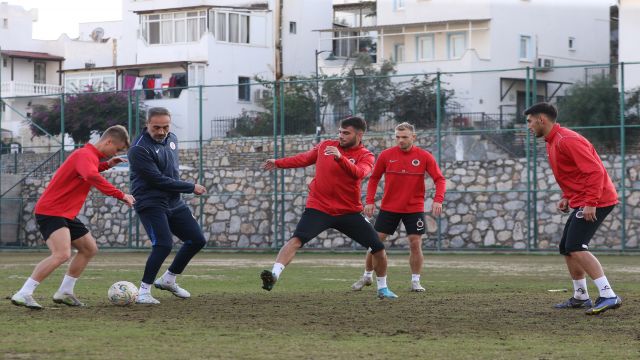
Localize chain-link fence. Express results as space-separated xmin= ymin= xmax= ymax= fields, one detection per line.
xmin=1 ymin=62 xmax=639 ymax=251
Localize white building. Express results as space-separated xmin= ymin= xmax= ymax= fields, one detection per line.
xmin=619 ymin=0 xmax=640 ymax=90
xmin=60 ymin=0 xmax=333 ymax=142
xmin=318 ymin=0 xmax=613 ymax=122
xmin=0 ymin=2 xmax=116 ymax=151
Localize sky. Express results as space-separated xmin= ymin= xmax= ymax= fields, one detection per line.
xmin=12 ymin=0 xmax=122 ymax=40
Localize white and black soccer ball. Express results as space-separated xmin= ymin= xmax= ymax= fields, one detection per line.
xmin=108 ymin=281 xmax=139 ymax=306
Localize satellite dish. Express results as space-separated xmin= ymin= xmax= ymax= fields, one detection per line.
xmin=90 ymin=27 xmax=105 ymax=42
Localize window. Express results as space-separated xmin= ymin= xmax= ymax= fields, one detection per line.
xmin=2 ymin=18 xmax=7 ymax=29
xmin=448 ymin=33 xmax=466 ymax=59
xmin=214 ymin=11 xmax=250 ymax=43
xmin=188 ymin=64 xmax=206 ymax=86
xmin=417 ymin=35 xmax=434 ymax=61
xmin=2 ymin=57 xmax=7 ymax=68
xmin=394 ymin=44 xmax=405 ymax=63
xmin=217 ymin=13 xmax=227 ymax=41
xmin=64 ymin=71 xmax=116 ymax=92
xmin=333 ymin=30 xmax=358 ymax=57
xmin=238 ymin=77 xmax=250 ymax=101
xmin=394 ymin=0 xmax=405 ymax=10
xmin=141 ymin=10 xmax=207 ymax=45
xmin=519 ymin=35 xmax=532 ymax=60
xmin=34 ymin=62 xmax=46 ymax=84
xmin=568 ymin=37 xmax=576 ymax=51
xmin=289 ymin=21 xmax=297 ymax=34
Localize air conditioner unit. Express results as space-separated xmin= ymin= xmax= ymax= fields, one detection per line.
xmin=253 ymin=89 xmax=272 ymax=101
xmin=536 ymin=57 xmax=554 ymax=71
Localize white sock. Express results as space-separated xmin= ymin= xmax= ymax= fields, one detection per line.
xmin=376 ymin=276 xmax=387 ymax=290
xmin=412 ymin=274 xmax=421 ymax=282
xmin=363 ymin=270 xmax=373 ymax=279
xmin=18 ymin=277 xmax=40 ymax=296
xmin=593 ymin=276 xmax=616 ymax=298
xmin=572 ymin=278 xmax=589 ymax=300
xmin=161 ymin=270 xmax=176 ymax=285
xmin=139 ymin=282 xmax=152 ymax=295
xmin=58 ymin=275 xmax=78 ymax=295
xmin=272 ymin=263 xmax=285 ymax=279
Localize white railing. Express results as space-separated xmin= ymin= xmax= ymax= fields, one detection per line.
xmin=1 ymin=81 xmax=63 ymax=97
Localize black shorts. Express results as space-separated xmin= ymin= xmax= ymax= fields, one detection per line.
xmin=374 ymin=210 xmax=426 ymax=235
xmin=292 ymin=208 xmax=385 ymax=253
xmin=559 ymin=205 xmax=615 ymax=255
xmin=35 ymin=214 xmax=90 ymax=242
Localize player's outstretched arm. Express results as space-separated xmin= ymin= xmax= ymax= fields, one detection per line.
xmin=121 ymin=194 xmax=135 ymax=207
xmin=363 ymin=203 xmax=376 ymax=218
xmin=193 ymin=184 xmax=207 ymax=195
xmin=263 ymin=159 xmax=278 ymax=171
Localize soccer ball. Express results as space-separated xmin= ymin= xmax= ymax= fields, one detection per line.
xmin=108 ymin=281 xmax=139 ymax=306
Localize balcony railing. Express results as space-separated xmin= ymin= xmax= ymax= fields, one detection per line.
xmin=1 ymin=81 xmax=63 ymax=97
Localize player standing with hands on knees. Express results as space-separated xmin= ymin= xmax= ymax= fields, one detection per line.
xmin=352 ymin=122 xmax=446 ymax=293
xmin=128 ymin=107 xmax=207 ymax=305
xmin=261 ymin=116 xmax=398 ymax=299
xmin=525 ymin=102 xmax=621 ymax=315
xmin=11 ymin=125 xmax=135 ymax=309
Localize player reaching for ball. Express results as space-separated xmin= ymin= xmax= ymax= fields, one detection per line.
xmin=10 ymin=125 xmax=135 ymax=309
xmin=260 ymin=116 xmax=398 ymax=299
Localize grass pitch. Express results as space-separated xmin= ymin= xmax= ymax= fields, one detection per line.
xmin=1 ymin=252 xmax=639 ymax=359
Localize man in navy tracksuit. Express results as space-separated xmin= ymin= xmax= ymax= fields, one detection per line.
xmin=128 ymin=107 xmax=207 ymax=304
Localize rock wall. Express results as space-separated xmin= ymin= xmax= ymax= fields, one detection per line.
xmin=15 ymin=133 xmax=640 ymax=250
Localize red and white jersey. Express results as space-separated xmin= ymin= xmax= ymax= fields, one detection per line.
xmin=275 ymin=140 xmax=374 ymax=215
xmin=35 ymin=143 xmax=124 ymax=219
xmin=545 ymin=124 xmax=617 ymax=208
xmin=366 ymin=146 xmax=446 ymax=213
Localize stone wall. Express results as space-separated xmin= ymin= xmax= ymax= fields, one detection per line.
xmin=14 ymin=134 xmax=640 ymax=250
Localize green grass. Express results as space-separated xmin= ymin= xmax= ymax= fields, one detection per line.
xmin=1 ymin=252 xmax=639 ymax=359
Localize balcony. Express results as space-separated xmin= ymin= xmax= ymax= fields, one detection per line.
xmin=1 ymin=81 xmax=63 ymax=98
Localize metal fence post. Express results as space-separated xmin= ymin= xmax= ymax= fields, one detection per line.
xmin=532 ymin=67 xmax=539 ymax=250
xmin=525 ymin=67 xmax=532 ymax=251
xmin=127 ymin=90 xmax=133 ymax=249
xmin=280 ymin=81 xmax=286 ymax=248
xmin=199 ymin=85 xmax=204 ymax=228
xmin=60 ymin=93 xmax=65 ymax=161
xmin=619 ymin=62 xmax=627 ymax=249
xmin=436 ymin=72 xmax=442 ymax=251
xmin=272 ymin=81 xmax=279 ymax=249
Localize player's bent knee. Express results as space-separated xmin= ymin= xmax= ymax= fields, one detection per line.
xmin=52 ymin=251 xmax=72 ymax=264
xmin=369 ymin=241 xmax=385 ymax=254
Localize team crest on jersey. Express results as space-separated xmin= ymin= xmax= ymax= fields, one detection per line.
xmin=412 ymin=159 xmax=420 ymax=166
xmin=170 ymin=142 xmax=176 ymax=150
xmin=349 ymin=158 xmax=356 ymax=164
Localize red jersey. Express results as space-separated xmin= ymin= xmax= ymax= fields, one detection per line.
xmin=275 ymin=140 xmax=374 ymax=215
xmin=34 ymin=143 xmax=124 ymax=219
xmin=365 ymin=146 xmax=446 ymax=213
xmin=545 ymin=124 xmax=618 ymax=208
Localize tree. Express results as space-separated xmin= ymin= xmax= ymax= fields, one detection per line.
xmin=556 ymin=75 xmax=620 ymax=151
xmin=230 ymin=77 xmax=318 ymax=137
xmin=324 ymin=53 xmax=396 ymax=124
xmin=30 ymin=87 xmax=146 ymax=144
xmin=392 ymin=75 xmax=456 ymax=129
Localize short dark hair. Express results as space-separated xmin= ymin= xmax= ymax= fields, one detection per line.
xmin=147 ymin=107 xmax=171 ymax=123
xmin=339 ymin=116 xmax=367 ymax=132
xmin=524 ymin=102 xmax=557 ymax=121
xmin=101 ymin=125 xmax=130 ymax=148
